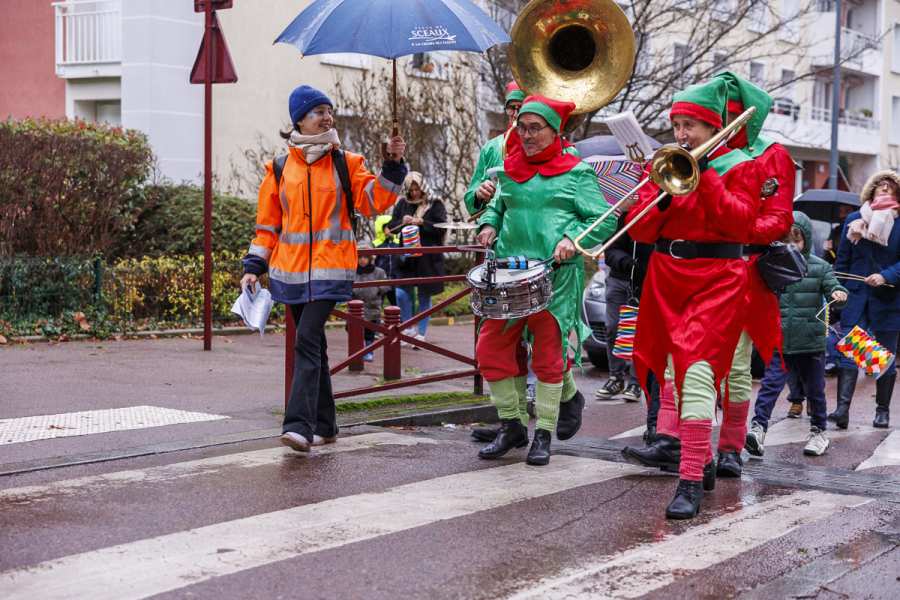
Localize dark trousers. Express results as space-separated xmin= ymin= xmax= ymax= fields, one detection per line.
xmin=645 ymin=370 xmax=661 ymax=429
xmin=365 ymin=319 xmax=380 ymax=344
xmin=753 ymin=350 xmax=828 ymax=431
xmin=285 ymin=300 xmax=338 ymax=441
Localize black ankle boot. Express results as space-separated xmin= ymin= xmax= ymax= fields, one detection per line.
xmin=874 ymin=373 xmax=895 ymax=428
xmin=665 ymin=479 xmax=704 ymax=519
xmin=716 ymin=450 xmax=743 ymax=478
xmin=621 ymin=434 xmax=681 ymax=472
xmin=556 ymin=391 xmax=585 ymax=441
xmin=471 ymin=425 xmax=501 ymax=442
xmin=828 ymin=368 xmax=858 ymax=429
xmin=478 ymin=419 xmax=528 ymax=459
xmin=526 ymin=428 xmax=552 ymax=465
xmin=702 ymin=460 xmax=716 ymax=492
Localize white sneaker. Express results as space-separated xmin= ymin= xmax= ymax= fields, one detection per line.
xmin=803 ymin=427 xmax=830 ymax=456
xmin=280 ymin=431 xmax=311 ymax=452
xmin=400 ymin=328 xmax=416 ymax=347
xmin=413 ymin=334 xmax=425 ymax=349
xmin=745 ymin=422 xmax=766 ymax=457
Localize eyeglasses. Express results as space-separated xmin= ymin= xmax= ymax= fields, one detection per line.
xmin=505 ymin=105 xmax=521 ymax=116
xmin=514 ymin=123 xmax=551 ymax=138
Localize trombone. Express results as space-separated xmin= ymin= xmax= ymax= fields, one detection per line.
xmin=574 ymin=107 xmax=756 ymax=259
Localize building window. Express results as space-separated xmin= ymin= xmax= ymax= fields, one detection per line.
xmin=320 ymin=54 xmax=372 ymax=70
xmin=779 ymin=0 xmax=800 ymax=43
xmin=748 ymin=0 xmax=768 ymax=33
xmin=748 ymin=60 xmax=766 ymax=88
xmin=712 ymin=51 xmax=731 ymax=74
xmin=672 ymin=42 xmax=694 ymax=87
xmin=893 ymin=22 xmax=900 ymax=73
xmin=772 ymin=68 xmax=797 ymax=116
xmin=711 ymin=0 xmax=734 ymax=22
xmin=891 ymin=96 xmax=900 ymax=145
xmin=408 ymin=50 xmax=451 ymax=79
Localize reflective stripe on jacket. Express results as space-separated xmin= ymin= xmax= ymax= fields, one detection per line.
xmin=244 ymin=148 xmax=406 ymax=304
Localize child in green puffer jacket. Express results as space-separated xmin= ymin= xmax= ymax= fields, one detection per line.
xmin=746 ymin=211 xmax=848 ymax=458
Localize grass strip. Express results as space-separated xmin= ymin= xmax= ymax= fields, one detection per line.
xmin=335 ymin=391 xmax=486 ymax=413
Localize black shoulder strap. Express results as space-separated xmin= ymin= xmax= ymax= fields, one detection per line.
xmin=273 ymin=153 xmax=288 ymax=186
xmin=331 ymin=149 xmax=355 ymax=221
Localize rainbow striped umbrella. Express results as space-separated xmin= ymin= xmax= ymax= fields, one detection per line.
xmin=586 ymin=159 xmax=645 ymax=205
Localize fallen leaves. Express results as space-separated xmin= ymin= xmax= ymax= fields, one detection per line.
xmin=58 ymin=334 xmax=71 ymax=342
xmin=149 ymin=334 xmax=159 ymax=340
xmin=0 ymin=334 xmax=7 ymax=345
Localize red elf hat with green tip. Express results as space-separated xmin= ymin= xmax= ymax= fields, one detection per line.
xmin=669 ymin=79 xmax=728 ymax=129
xmin=506 ymin=82 xmax=526 ymax=106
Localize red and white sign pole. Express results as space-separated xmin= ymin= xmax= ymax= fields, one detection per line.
xmin=190 ymin=0 xmax=237 ymax=351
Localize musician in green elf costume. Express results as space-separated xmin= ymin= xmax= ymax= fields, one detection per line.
xmin=466 ymin=85 xmax=589 ymax=445
xmin=474 ymin=94 xmax=615 ymax=465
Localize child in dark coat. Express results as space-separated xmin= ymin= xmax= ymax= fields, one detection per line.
xmin=354 ymin=241 xmax=393 ymax=361
xmin=746 ymin=211 xmax=848 ymax=457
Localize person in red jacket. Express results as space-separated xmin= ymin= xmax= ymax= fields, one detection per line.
xmin=620 ymin=79 xmax=761 ymax=519
xmin=713 ymin=72 xmax=795 ymax=477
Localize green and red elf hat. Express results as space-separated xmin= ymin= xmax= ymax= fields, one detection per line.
xmin=506 ymin=82 xmax=526 ymax=106
xmin=517 ymin=93 xmax=576 ymax=134
xmin=710 ymin=70 xmax=773 ymax=149
xmin=669 ymin=79 xmax=728 ymax=129
xmin=504 ymin=94 xmax=580 ymax=182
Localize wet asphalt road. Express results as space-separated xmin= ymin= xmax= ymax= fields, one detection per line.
xmin=2 ymin=331 xmax=900 ymax=599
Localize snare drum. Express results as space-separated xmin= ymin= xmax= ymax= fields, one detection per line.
xmin=467 ymin=262 xmax=553 ymax=319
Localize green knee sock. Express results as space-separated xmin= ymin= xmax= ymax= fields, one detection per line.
xmin=513 ymin=376 xmax=529 ymax=427
xmin=535 ymin=380 xmax=564 ymax=432
xmin=489 ymin=377 xmax=520 ymax=421
xmin=561 ymin=370 xmax=577 ymax=403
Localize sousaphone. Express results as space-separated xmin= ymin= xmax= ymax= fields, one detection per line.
xmin=507 ymin=0 xmax=636 ymax=135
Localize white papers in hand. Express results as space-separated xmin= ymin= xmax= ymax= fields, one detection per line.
xmin=605 ymin=111 xmax=654 ymax=163
xmin=230 ymin=282 xmax=274 ymax=338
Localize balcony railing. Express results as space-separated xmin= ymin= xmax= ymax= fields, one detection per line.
xmin=842 ymin=27 xmax=882 ymax=56
xmin=54 ymin=0 xmax=121 ymax=76
xmin=769 ymin=99 xmax=879 ymax=130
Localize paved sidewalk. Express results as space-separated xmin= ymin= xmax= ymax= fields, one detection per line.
xmin=1 ymin=322 xmax=488 ymax=466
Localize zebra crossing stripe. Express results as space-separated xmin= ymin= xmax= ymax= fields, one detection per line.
xmin=505 ymin=490 xmax=869 ymax=600
xmin=0 ymin=406 xmax=228 ymax=445
xmin=856 ymin=430 xmax=900 ymax=470
xmin=0 ymin=456 xmax=646 ymax=600
xmin=0 ymin=432 xmax=437 ymax=505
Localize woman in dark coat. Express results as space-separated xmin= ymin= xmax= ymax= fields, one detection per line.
xmin=832 ymin=170 xmax=900 ymax=429
xmin=388 ymin=172 xmax=447 ymax=345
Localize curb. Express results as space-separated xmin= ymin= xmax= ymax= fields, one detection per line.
xmin=345 ymin=402 xmax=498 ymax=428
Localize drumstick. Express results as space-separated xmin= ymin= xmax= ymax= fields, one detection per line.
xmin=835 ymin=272 xmax=895 ymax=287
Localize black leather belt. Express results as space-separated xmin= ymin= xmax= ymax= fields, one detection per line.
xmin=743 ymin=244 xmax=769 ymax=256
xmin=655 ymin=239 xmax=744 ymax=260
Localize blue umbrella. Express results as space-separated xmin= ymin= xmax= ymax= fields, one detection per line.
xmin=275 ymin=0 xmax=511 ymax=158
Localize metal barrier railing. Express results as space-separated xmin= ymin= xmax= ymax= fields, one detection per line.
xmin=284 ymin=245 xmax=483 ymax=405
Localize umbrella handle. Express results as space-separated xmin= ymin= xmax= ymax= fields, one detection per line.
xmin=381 ymin=120 xmax=400 ymax=161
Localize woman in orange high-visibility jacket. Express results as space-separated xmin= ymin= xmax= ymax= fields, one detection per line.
xmin=240 ymin=86 xmax=407 ymax=453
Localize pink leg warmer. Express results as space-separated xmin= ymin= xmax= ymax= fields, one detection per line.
xmin=679 ymin=419 xmax=712 ymax=481
xmin=717 ymin=400 xmax=750 ymax=453
xmin=656 ymin=380 xmax=681 ymax=439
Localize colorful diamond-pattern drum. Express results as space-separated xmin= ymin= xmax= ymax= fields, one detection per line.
xmin=836 ymin=326 xmax=896 ymax=379
xmin=613 ymin=305 xmax=638 ymax=360
xmin=401 ymin=225 xmax=422 ymax=257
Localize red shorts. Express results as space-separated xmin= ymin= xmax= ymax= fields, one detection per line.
xmin=476 ymin=310 xmax=566 ymax=384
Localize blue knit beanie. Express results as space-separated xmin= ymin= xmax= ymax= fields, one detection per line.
xmin=289 ymin=85 xmax=332 ymax=127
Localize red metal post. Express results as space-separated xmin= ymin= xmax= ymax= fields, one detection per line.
xmin=383 ymin=305 xmax=402 ymax=381
xmin=474 ymin=251 xmax=484 ymax=395
xmin=285 ymin=309 xmax=296 ymax=409
xmin=348 ymin=300 xmax=365 ymax=372
xmin=202 ymin=0 xmax=213 ymax=351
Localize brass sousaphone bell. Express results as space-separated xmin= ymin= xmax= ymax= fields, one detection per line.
xmin=507 ymin=0 xmax=636 ymax=137
xmin=467 ymin=0 xmax=636 ymax=223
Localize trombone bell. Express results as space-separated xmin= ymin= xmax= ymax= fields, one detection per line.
xmin=650 ymin=146 xmax=699 ymax=197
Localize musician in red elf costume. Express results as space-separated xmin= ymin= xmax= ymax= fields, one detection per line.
xmin=620 ymin=79 xmax=761 ymax=519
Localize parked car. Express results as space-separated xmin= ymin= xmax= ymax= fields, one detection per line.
xmin=581 ymin=267 xmax=609 ymax=370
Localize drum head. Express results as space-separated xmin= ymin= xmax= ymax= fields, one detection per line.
xmin=468 ymin=263 xmax=546 ymax=284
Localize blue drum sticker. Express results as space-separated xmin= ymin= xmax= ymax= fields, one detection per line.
xmin=484 ymin=296 xmax=499 ymax=306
